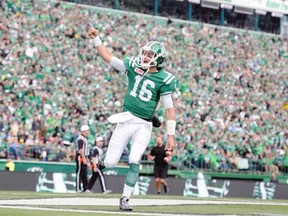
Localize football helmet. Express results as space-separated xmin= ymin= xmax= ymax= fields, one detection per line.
xmin=139 ymin=41 xmax=167 ymax=69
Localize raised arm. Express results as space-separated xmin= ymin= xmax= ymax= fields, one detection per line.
xmin=165 ymin=107 xmax=176 ymax=151
xmin=88 ymin=26 xmax=113 ymax=63
xmin=87 ymin=25 xmax=126 ymax=73
xmin=161 ymin=94 xmax=176 ymax=162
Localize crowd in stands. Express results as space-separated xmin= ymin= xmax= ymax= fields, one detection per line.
xmin=0 ymin=0 xmax=287 ymax=175
xmin=63 ymin=0 xmax=281 ymax=34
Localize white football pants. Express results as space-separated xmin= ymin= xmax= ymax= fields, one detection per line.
xmin=104 ymin=116 xmax=152 ymax=167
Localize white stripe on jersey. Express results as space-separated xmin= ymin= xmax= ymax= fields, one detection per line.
xmin=163 ymin=73 xmax=173 ymax=83
xmin=132 ymin=57 xmax=137 ymax=67
xmin=127 ymin=56 xmax=138 ymax=68
xmin=161 ymin=91 xmax=173 ymax=96
xmin=166 ymin=75 xmax=175 ymax=84
xmin=128 ymin=57 xmax=133 ymax=67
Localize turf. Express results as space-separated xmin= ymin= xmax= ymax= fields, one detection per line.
xmin=0 ymin=191 xmax=287 ymax=216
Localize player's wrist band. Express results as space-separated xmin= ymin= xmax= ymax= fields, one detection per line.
xmin=166 ymin=120 xmax=176 ymax=135
xmin=93 ymin=36 xmax=102 ymax=47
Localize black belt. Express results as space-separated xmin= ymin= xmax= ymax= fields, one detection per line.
xmin=139 ymin=117 xmax=152 ymax=122
xmin=136 ymin=115 xmax=161 ymax=128
xmin=141 ymin=116 xmax=162 ymax=128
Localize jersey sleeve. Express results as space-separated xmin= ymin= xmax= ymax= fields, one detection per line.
xmin=92 ymin=148 xmax=99 ymax=158
xmin=110 ymin=56 xmax=126 ymax=73
xmin=160 ymin=72 xmax=177 ymax=96
xmin=77 ymin=139 xmax=84 ymax=150
xmin=123 ymin=56 xmax=134 ymax=71
xmin=123 ymin=56 xmax=142 ymax=74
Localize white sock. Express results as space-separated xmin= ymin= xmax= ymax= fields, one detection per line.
xmin=122 ymin=184 xmax=134 ymax=198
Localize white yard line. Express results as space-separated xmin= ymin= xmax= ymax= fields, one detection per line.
xmin=0 ymin=198 xmax=287 ymax=216
xmin=0 ymin=197 xmax=287 ymax=206
xmin=0 ymin=205 xmax=236 ymax=216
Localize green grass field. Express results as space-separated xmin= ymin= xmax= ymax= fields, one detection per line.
xmin=0 ymin=191 xmax=287 ymax=216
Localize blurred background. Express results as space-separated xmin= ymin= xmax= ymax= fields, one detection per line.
xmin=0 ymin=0 xmax=287 ymax=185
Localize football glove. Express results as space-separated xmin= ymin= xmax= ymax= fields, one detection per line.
xmin=152 ymin=116 xmax=161 ymax=128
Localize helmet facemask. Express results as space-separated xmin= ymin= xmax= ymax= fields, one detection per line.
xmin=140 ymin=49 xmax=157 ymax=70
xmin=139 ymin=41 xmax=166 ymax=70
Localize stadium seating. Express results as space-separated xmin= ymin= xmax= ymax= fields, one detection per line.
xmin=0 ymin=0 xmax=287 ymax=177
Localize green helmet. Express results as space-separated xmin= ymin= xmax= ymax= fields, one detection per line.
xmin=139 ymin=41 xmax=167 ymax=69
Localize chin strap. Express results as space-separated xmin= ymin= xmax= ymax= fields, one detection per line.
xmin=142 ymin=68 xmax=150 ymax=77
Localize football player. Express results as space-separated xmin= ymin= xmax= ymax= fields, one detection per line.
xmin=88 ymin=25 xmax=176 ymax=211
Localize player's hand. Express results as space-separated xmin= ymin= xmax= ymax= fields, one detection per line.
xmin=164 ymin=150 xmax=172 ymax=163
xmin=93 ymin=166 xmax=99 ymax=173
xmin=166 ymin=136 xmax=175 ymax=153
xmin=164 ymin=135 xmax=175 ymax=163
xmin=152 ymin=116 xmax=161 ymax=128
xmin=83 ymin=158 xmax=88 ymax=165
xmin=87 ymin=23 xmax=98 ymax=39
xmin=164 ymin=155 xmax=172 ymax=163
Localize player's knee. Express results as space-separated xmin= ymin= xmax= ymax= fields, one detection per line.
xmin=104 ymin=158 xmax=118 ymax=168
xmin=129 ymin=163 xmax=139 ymax=173
xmin=155 ymin=178 xmax=160 ymax=183
xmin=129 ymin=155 xmax=142 ymax=165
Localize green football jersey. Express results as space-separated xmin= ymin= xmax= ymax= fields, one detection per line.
xmin=122 ymin=56 xmax=176 ymax=119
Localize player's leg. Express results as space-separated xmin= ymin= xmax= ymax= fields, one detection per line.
xmin=104 ymin=123 xmax=133 ymax=167
xmin=159 ymin=166 xmax=169 ymax=193
xmin=98 ymin=170 xmax=106 ymax=192
xmin=161 ymin=178 xmax=169 ymax=193
xmin=87 ymin=171 xmax=99 ymax=190
xmin=75 ymin=155 xmax=82 ymax=192
xmin=98 ymin=170 xmax=112 ymax=193
xmin=120 ymin=121 xmax=152 ymax=211
xmin=81 ymin=164 xmax=88 ymax=191
xmin=155 ymin=178 xmax=161 ymax=194
xmin=154 ymin=165 xmax=161 ymax=194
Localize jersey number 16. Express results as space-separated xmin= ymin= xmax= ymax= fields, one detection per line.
xmin=130 ymin=75 xmax=155 ymax=102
